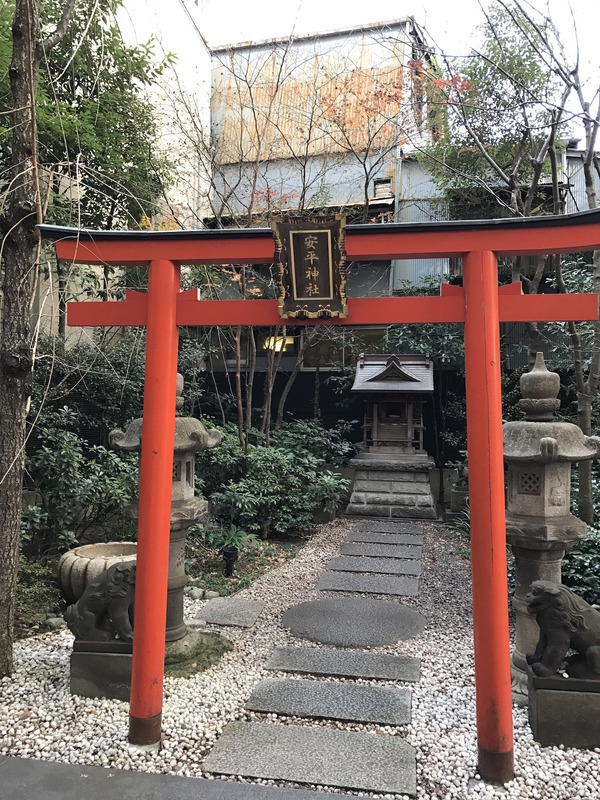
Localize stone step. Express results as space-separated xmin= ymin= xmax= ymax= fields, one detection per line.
xmin=345 ymin=529 xmax=424 ymax=545
xmin=0 ymin=756 xmax=360 ymax=800
xmin=195 ymin=598 xmax=264 ymax=628
xmin=317 ymin=571 xmax=419 ymax=596
xmin=281 ymin=597 xmax=426 ymax=648
xmin=246 ymin=677 xmax=412 ymax=726
xmin=349 ymin=491 xmax=435 ymax=506
xmin=353 ymin=479 xmax=433 ymax=493
xmin=202 ymin=721 xmax=416 ymax=796
xmin=340 ymin=542 xmax=422 ymax=559
xmin=265 ymin=646 xmax=421 ymax=682
xmin=352 ymin=520 xmax=425 ymax=534
xmin=327 ymin=555 xmax=422 ymax=576
xmin=353 ymin=468 xmax=430 ymax=478
xmin=350 ymin=458 xmax=432 ymax=478
xmin=346 ymin=503 xmax=438 ymax=520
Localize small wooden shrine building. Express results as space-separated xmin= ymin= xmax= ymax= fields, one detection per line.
xmin=345 ymin=353 xmax=437 ymax=520
xmin=351 ymin=353 xmax=433 ymax=456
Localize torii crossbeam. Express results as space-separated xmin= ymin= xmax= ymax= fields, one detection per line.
xmin=41 ymin=208 xmax=600 ymax=785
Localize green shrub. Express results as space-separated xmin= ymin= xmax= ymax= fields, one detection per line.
xmin=189 ymin=521 xmax=259 ymax=552
xmin=195 ymin=422 xmax=249 ymax=496
xmin=15 ymin=556 xmax=63 ymax=636
xmin=307 ymin=469 xmax=350 ymax=513
xmin=562 ymin=528 xmax=600 ymax=606
xmin=560 ymin=470 xmax=600 ymax=605
xmin=195 ymin=419 xmax=353 ymax=536
xmin=209 ymin=443 xmax=349 ymax=535
xmin=30 ymin=333 xmax=146 ymax=435
xmin=211 ymin=446 xmax=315 ymax=534
xmin=269 ymin=418 xmax=359 ymax=465
xmin=22 ymin=407 xmax=138 ymax=556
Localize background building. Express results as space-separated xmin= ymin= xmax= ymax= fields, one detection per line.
xmin=209 ymin=18 xmax=448 ymax=293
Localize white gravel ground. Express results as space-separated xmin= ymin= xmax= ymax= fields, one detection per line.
xmin=1 ymin=518 xmax=599 ymax=800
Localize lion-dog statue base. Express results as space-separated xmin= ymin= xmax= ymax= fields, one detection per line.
xmin=525 ymin=580 xmax=600 ymax=749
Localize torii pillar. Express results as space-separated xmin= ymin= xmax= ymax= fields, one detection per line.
xmin=41 ymin=208 xmax=600 ymax=784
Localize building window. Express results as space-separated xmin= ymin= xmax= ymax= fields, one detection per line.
xmin=262 ymin=334 xmax=295 ymax=352
xmin=373 ymin=178 xmax=393 ymax=199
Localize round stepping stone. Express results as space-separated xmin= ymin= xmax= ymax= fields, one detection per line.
xmin=281 ymin=597 xmax=425 ymax=648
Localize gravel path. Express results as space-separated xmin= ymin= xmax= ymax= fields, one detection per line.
xmin=1 ymin=518 xmax=599 ymax=799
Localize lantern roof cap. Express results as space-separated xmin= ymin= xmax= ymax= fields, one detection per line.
xmin=109 ymin=417 xmax=221 ymax=453
xmin=504 ymin=353 xmax=600 ymax=461
xmin=109 ymin=374 xmax=221 ymax=454
xmin=503 ymin=420 xmax=600 ymax=462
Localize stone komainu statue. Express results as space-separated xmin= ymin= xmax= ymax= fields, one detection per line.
xmin=64 ymin=562 xmax=136 ymax=642
xmin=526 ymin=580 xmax=600 ymax=678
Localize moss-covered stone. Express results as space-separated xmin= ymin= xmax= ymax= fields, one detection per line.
xmin=164 ymin=629 xmax=232 ymax=678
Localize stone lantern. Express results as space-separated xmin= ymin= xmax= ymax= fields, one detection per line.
xmin=110 ymin=374 xmax=221 ymax=641
xmin=503 ymin=352 xmax=600 ymax=701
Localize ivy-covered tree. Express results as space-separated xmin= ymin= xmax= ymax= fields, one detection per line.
xmin=0 ymin=0 xmax=169 ymax=675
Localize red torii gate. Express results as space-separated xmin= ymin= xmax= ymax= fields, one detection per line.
xmin=41 ymin=209 xmax=600 ymax=785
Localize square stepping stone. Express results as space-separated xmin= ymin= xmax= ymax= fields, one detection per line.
xmin=327 ymin=555 xmax=421 ymax=576
xmin=317 ymin=571 xmax=419 ymax=596
xmin=203 ymin=721 xmax=416 ymax=795
xmin=0 ymin=754 xmax=354 ymax=799
xmin=340 ymin=542 xmax=422 ymax=559
xmin=265 ymin=646 xmax=421 ymax=682
xmin=195 ymin=598 xmax=264 ymax=628
xmin=353 ymin=520 xmax=423 ymax=534
xmin=346 ymin=529 xmax=424 ymax=545
xmin=246 ymin=677 xmax=411 ymax=725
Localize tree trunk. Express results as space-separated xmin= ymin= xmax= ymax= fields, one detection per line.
xmin=577 ymin=390 xmax=595 ymax=524
xmin=0 ymin=0 xmax=41 ymax=676
xmin=244 ymin=328 xmax=256 ymax=442
xmin=275 ymin=329 xmax=316 ymax=428
xmin=313 ymin=363 xmax=320 ymax=418
xmin=234 ymin=326 xmax=246 ymax=452
xmin=260 ymin=326 xmax=286 ymax=445
xmin=57 ymin=259 xmax=67 ymax=343
xmin=260 ymin=326 xmax=277 ymax=435
xmin=207 ymin=350 xmax=226 ymax=426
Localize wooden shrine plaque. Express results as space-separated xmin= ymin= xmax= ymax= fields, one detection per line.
xmin=271 ymin=215 xmax=348 ymax=319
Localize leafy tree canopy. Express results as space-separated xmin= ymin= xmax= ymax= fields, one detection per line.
xmin=422 ymin=3 xmax=564 ymax=217
xmin=0 ymin=0 xmax=172 ymax=229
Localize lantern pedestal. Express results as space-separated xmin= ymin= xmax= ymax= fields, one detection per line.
xmin=110 ymin=374 xmax=222 ymax=642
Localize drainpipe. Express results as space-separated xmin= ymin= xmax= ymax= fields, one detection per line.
xmin=389 ymin=146 xmax=403 ymax=295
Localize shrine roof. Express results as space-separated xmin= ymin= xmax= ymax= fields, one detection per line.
xmin=351 ymin=353 xmax=434 ymax=394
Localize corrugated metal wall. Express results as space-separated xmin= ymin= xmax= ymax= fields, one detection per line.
xmin=391 ymin=158 xmax=449 ymax=288
xmin=566 ymin=151 xmax=600 ymax=213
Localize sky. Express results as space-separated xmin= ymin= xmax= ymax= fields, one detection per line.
xmin=197 ymin=0 xmax=599 ymax=78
